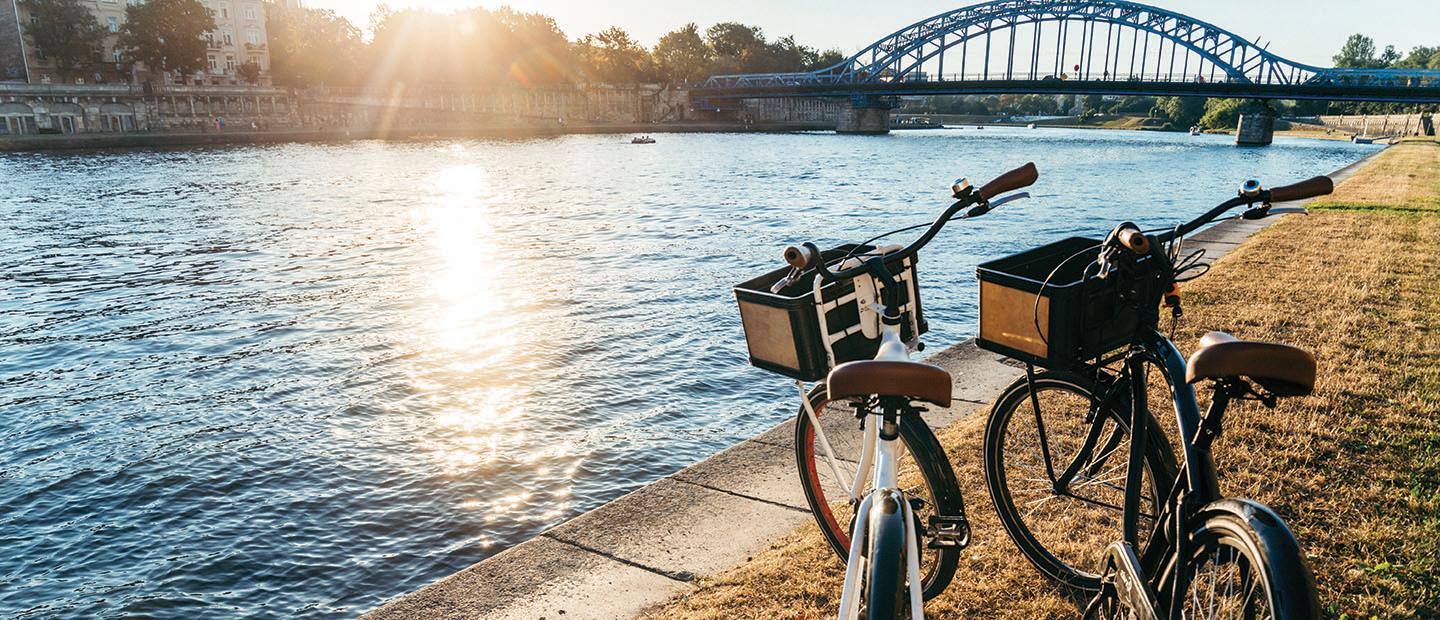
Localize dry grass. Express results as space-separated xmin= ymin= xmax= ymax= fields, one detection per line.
xmin=1313 ymin=141 xmax=1440 ymax=214
xmin=644 ymin=142 xmax=1440 ymax=619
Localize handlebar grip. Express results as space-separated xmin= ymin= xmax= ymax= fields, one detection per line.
xmin=1118 ymin=227 xmax=1151 ymax=254
xmin=1268 ymin=176 xmax=1334 ymax=203
xmin=784 ymin=245 xmax=818 ymax=270
xmin=978 ymin=162 xmax=1039 ymax=201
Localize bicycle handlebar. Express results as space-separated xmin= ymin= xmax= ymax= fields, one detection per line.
xmin=1153 ymin=175 xmax=1336 ymax=245
xmin=978 ymin=162 xmax=1039 ymax=201
xmin=787 ymin=162 xmax=1040 ymax=283
xmin=1269 ymin=176 xmax=1334 ymax=203
xmin=1117 ymin=227 xmax=1151 ymax=254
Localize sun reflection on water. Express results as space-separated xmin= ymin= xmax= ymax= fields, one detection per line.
xmin=407 ymin=163 xmax=582 ymax=519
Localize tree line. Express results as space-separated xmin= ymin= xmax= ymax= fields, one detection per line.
xmin=16 ymin=0 xmax=843 ymax=88
xmin=271 ymin=6 xmax=845 ymax=89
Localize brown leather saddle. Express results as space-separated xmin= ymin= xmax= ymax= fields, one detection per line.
xmin=1186 ymin=332 xmax=1317 ymax=397
xmin=827 ymin=360 xmax=953 ymax=407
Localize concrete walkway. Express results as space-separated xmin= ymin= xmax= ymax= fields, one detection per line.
xmin=363 ymin=153 xmax=1379 ymax=620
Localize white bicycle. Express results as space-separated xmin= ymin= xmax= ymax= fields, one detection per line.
xmin=776 ymin=163 xmax=1039 ymax=619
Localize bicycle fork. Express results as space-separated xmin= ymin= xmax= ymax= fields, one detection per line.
xmin=837 ymin=421 xmax=925 ymax=620
xmin=836 ymin=320 xmax=926 ymax=620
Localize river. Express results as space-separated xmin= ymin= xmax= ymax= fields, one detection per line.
xmin=0 ymin=128 xmax=1377 ymax=617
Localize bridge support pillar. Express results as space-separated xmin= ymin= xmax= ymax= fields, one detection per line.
xmin=1236 ymin=113 xmax=1275 ymax=146
xmin=837 ymin=95 xmax=899 ymax=135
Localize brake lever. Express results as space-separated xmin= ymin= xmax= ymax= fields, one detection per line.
xmin=1240 ymin=205 xmax=1309 ymax=220
xmin=1265 ymin=207 xmax=1309 ymax=216
xmin=966 ymin=191 xmax=1031 ymax=218
xmin=769 ymin=267 xmax=802 ymax=294
xmin=987 ymin=191 xmax=1032 ymax=210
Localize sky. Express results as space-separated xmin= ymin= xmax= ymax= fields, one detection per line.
xmin=300 ymin=0 xmax=1440 ymax=68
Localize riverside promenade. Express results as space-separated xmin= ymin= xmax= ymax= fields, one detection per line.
xmin=363 ymin=148 xmax=1393 ymax=619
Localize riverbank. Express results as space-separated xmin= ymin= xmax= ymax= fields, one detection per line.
xmin=642 ymin=140 xmax=1440 ymax=618
xmin=361 ymin=147 xmax=1389 ymax=619
xmin=0 ymin=120 xmax=833 ymax=152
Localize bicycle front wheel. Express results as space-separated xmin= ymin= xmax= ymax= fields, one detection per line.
xmin=862 ymin=493 xmax=909 ymax=620
xmin=794 ymin=385 xmax=963 ymax=600
xmin=984 ymin=370 xmax=1178 ymax=592
xmin=1171 ymin=503 xmax=1321 ymax=619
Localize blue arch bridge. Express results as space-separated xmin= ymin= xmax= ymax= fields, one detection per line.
xmin=692 ymin=0 xmax=1440 ymax=134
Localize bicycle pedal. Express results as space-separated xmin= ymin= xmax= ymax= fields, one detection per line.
xmin=925 ymin=514 xmax=971 ymax=549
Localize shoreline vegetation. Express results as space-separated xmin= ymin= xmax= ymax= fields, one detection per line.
xmin=640 ymin=139 xmax=1440 ymax=619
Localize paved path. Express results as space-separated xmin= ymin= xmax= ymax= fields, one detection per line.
xmin=363 ymin=152 xmax=1380 ymax=620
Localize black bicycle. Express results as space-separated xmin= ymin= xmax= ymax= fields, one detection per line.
xmin=976 ymin=175 xmax=1335 ymax=618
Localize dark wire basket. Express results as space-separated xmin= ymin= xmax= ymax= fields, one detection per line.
xmin=975 ymin=237 xmax=1138 ymax=369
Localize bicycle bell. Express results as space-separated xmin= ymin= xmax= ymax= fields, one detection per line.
xmin=952 ymin=177 xmax=972 ymax=198
xmin=1239 ymin=179 xmax=1263 ymax=198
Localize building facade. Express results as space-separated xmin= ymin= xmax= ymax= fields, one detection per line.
xmin=0 ymin=0 xmax=271 ymax=86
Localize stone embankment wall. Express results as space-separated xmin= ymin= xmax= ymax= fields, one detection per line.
xmin=0 ymin=83 xmax=297 ymax=135
xmin=1313 ymin=113 xmax=1435 ymax=137
xmin=298 ymin=84 xmax=695 ymax=130
xmin=739 ymin=97 xmax=843 ymax=124
xmin=2 ymin=81 xmax=842 ymax=138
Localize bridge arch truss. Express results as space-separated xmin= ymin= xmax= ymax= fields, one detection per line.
xmin=703 ymin=0 xmax=1440 ymax=100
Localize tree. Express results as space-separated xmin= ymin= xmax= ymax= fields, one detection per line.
xmin=1333 ymin=34 xmax=1381 ymax=69
xmin=1198 ymin=98 xmax=1271 ymax=130
xmin=494 ymin=8 xmax=574 ymax=85
xmin=809 ymin=49 xmax=845 ymax=71
xmin=119 ymin=0 xmax=215 ymax=79
xmin=1378 ymin=45 xmax=1402 ymax=67
xmin=653 ymin=23 xmax=710 ymax=84
xmin=20 ymin=0 xmax=105 ymax=80
xmin=367 ymin=6 xmax=576 ymax=88
xmin=1395 ymin=45 xmax=1440 ymax=69
xmin=575 ymin=26 xmax=652 ymax=83
xmin=706 ymin=22 xmax=767 ymax=73
xmin=266 ymin=5 xmax=364 ymax=87
xmin=237 ymin=60 xmax=261 ymax=84
xmin=1152 ymin=96 xmax=1206 ymax=130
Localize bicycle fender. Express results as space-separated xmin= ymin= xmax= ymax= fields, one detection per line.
xmin=1196 ymin=498 xmax=1322 ymax=620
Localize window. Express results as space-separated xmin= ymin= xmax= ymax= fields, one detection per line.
xmin=208 ymin=56 xmax=217 ymax=70
xmin=223 ymin=32 xmax=232 ymax=46
xmin=108 ymin=17 xmax=119 ymax=32
xmin=244 ymin=6 xmax=256 ymax=20
xmin=220 ymin=7 xmax=228 ymax=19
xmin=112 ymin=49 xmax=123 ymax=63
xmin=246 ymin=31 xmax=258 ymax=46
xmin=225 ymin=55 xmax=235 ymax=71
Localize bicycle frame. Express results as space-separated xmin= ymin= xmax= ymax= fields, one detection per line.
xmin=1064 ymin=329 xmax=1230 ymax=617
xmin=826 ymin=315 xmax=925 ymax=620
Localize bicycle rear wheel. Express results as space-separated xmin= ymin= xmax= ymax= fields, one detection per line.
xmin=794 ymin=385 xmax=963 ymax=600
xmin=984 ymin=370 xmax=1178 ymax=592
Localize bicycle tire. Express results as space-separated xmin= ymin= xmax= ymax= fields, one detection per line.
xmin=863 ymin=492 xmax=908 ymax=620
xmin=983 ymin=370 xmax=1178 ymax=593
xmin=794 ymin=384 xmax=963 ymax=600
xmin=1165 ymin=499 xmax=1321 ymax=619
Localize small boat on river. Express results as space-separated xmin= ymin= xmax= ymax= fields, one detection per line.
xmin=631 ymin=136 xmax=656 ymax=144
